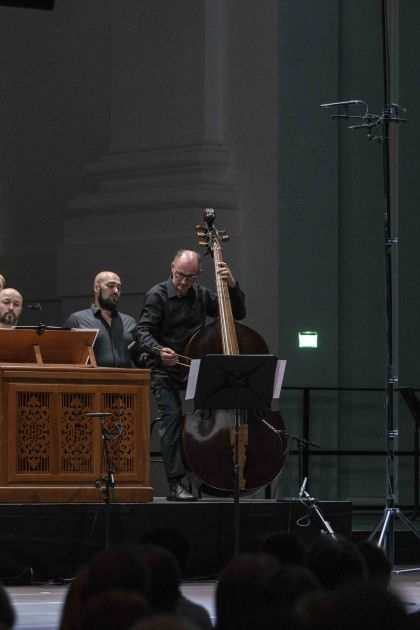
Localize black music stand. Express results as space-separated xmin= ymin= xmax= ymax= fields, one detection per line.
xmin=187 ymin=353 xmax=282 ymax=556
xmin=400 ymin=387 xmax=420 ymax=520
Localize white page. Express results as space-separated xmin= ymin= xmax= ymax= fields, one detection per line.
xmin=273 ymin=359 xmax=287 ymax=399
xmin=185 ymin=359 xmax=201 ymax=400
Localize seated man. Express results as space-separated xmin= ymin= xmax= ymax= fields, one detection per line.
xmin=63 ymin=271 xmax=141 ymax=368
xmin=0 ymin=288 xmax=23 ymax=328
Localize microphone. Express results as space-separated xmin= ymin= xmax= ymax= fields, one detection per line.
xmin=320 ymin=99 xmax=363 ymax=108
xmin=299 ymin=476 xmax=308 ymax=498
xmin=26 ymin=302 xmax=47 ymax=334
xmin=27 ymin=302 xmax=43 ymax=312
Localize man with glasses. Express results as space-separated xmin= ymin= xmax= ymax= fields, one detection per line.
xmin=64 ymin=271 xmax=141 ymax=368
xmin=137 ymin=249 xmax=246 ymax=501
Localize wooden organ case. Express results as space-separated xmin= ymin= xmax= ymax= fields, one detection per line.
xmin=0 ymin=328 xmax=152 ymax=502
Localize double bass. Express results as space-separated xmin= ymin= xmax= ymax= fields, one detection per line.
xmin=181 ymin=209 xmax=287 ymax=493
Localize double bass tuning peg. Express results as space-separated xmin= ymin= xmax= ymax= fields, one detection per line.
xmin=195 ymin=225 xmax=207 ymax=237
xmin=216 ymin=229 xmax=229 ymax=243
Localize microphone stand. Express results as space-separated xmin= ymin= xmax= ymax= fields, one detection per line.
xmin=86 ymin=411 xmax=121 ymax=550
xmin=26 ymin=302 xmax=46 ymax=332
xmin=25 ymin=302 xmax=63 ymax=334
xmin=259 ymin=418 xmax=319 ymax=489
xmin=321 ymin=1 xmax=420 ymax=571
xmin=290 ymin=433 xmax=319 ymax=487
xmin=299 ymin=477 xmax=336 ymax=538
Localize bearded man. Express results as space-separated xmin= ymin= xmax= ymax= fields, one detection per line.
xmin=0 ymin=288 xmax=23 ymax=328
xmin=63 ymin=271 xmax=141 ymax=368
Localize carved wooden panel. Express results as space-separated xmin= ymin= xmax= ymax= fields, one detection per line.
xmin=60 ymin=393 xmax=94 ymax=474
xmin=0 ymin=366 xmax=152 ymax=502
xmin=17 ymin=392 xmax=51 ymax=473
xmin=101 ymin=393 xmax=136 ymax=474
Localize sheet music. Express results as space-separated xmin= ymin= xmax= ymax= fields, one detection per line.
xmin=273 ymin=359 xmax=287 ymax=399
xmin=185 ymin=359 xmax=201 ymax=400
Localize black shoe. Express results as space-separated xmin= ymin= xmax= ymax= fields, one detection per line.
xmin=167 ymin=480 xmax=197 ymax=502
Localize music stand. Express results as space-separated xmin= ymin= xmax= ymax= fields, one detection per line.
xmin=0 ymin=327 xmax=98 ymax=366
xmin=186 ymin=353 xmax=285 ymax=556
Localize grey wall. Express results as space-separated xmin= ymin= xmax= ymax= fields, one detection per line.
xmin=0 ymin=0 xmax=419 ymax=505
xmin=0 ymin=0 xmax=110 ymax=323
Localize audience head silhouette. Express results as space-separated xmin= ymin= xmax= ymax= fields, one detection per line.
xmin=296 ymin=583 xmax=410 ymax=630
xmin=357 ymin=539 xmax=392 ymax=589
xmin=261 ymin=531 xmax=306 ymax=565
xmin=304 ymin=534 xmax=367 ymax=591
xmin=135 ymin=544 xmax=181 ymax=614
xmin=138 ymin=527 xmax=191 ymax=576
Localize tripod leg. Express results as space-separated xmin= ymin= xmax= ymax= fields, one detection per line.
xmin=387 ymin=508 xmax=420 ymax=575
xmin=414 ymin=425 xmax=420 ymax=520
xmin=368 ymin=510 xmax=387 ymax=542
xmin=394 ymin=508 xmax=420 ymax=540
xmin=377 ymin=509 xmax=392 ymax=550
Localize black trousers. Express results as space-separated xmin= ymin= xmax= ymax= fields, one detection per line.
xmin=152 ymin=377 xmax=186 ymax=481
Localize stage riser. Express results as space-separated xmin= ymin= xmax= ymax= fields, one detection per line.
xmin=0 ymin=486 xmax=153 ymax=502
xmin=0 ymin=500 xmax=351 ymax=582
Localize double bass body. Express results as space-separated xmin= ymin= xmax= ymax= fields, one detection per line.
xmin=180 ymin=211 xmax=288 ymax=494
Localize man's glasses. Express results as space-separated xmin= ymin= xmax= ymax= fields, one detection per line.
xmin=173 ymin=270 xmax=199 ymax=282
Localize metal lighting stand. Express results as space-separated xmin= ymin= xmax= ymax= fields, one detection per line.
xmin=399 ymin=387 xmax=420 ymax=520
xmin=321 ymin=1 xmax=420 ymax=571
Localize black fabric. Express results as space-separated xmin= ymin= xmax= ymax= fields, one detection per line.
xmin=152 ymin=378 xmax=185 ymax=479
xmin=0 ymin=1 xmax=54 ymax=8
xmin=137 ymin=277 xmax=246 ymax=385
xmin=0 ymin=501 xmax=352 ymax=582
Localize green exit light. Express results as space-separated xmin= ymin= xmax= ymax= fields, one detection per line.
xmin=298 ymin=331 xmax=318 ymax=348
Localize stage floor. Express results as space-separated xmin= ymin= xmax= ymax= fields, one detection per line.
xmin=7 ymin=572 xmax=420 ymax=630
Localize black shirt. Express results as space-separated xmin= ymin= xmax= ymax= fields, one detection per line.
xmin=136 ymin=278 xmax=246 ymax=383
xmin=63 ymin=304 xmax=139 ymax=368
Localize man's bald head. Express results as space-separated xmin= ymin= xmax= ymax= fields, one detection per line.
xmin=0 ymin=288 xmax=23 ymax=328
xmin=173 ymin=250 xmax=201 ymax=268
xmin=171 ymin=250 xmax=201 ymax=297
xmin=93 ymin=271 xmax=121 ymax=289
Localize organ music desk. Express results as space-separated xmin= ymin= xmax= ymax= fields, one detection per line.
xmin=0 ymin=328 xmax=152 ymax=502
